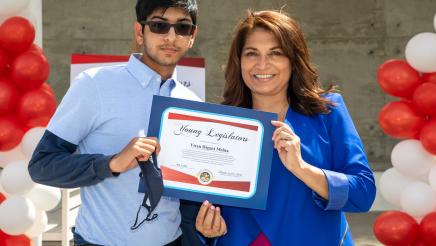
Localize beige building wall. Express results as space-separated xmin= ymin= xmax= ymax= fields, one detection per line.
xmin=42 ymin=0 xmax=436 ymax=171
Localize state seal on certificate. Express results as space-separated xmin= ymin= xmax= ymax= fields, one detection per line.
xmin=198 ymin=170 xmax=213 ymax=185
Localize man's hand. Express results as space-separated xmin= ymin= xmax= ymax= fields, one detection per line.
xmin=195 ymin=200 xmax=227 ymax=238
xmin=109 ymin=137 xmax=160 ymax=173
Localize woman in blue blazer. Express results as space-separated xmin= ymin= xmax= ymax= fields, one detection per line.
xmin=219 ymin=10 xmax=376 ymax=246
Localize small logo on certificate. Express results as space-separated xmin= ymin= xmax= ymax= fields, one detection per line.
xmin=198 ymin=170 xmax=213 ymax=185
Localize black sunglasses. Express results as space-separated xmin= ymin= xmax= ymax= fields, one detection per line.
xmin=140 ymin=20 xmax=196 ymax=36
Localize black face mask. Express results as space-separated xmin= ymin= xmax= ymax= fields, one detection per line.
xmin=131 ymin=154 xmax=163 ymax=230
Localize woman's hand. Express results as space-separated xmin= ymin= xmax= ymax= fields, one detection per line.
xmin=271 ymin=120 xmax=306 ymax=173
xmin=271 ymin=120 xmax=329 ymax=200
xmin=195 ymin=200 xmax=227 ymax=238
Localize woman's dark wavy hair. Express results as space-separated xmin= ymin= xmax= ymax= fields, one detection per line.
xmin=222 ymin=10 xmax=336 ymax=115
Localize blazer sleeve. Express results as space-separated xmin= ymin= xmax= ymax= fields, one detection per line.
xmin=312 ymin=93 xmax=376 ymax=212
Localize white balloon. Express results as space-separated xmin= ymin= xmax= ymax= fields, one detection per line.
xmin=400 ymin=181 xmax=436 ymax=218
xmin=391 ymin=139 xmax=436 ymax=179
xmin=0 ymin=145 xmax=26 ymax=168
xmin=0 ymin=159 xmax=35 ymax=195
xmin=0 ymin=0 xmax=30 ymax=16
xmin=21 ymin=127 xmax=45 ymax=158
xmin=379 ymin=167 xmax=414 ymax=207
xmin=26 ymin=184 xmax=61 ymax=211
xmin=0 ymin=195 xmax=36 ymax=235
xmin=24 ymin=210 xmax=47 ymax=238
xmin=0 ymin=187 xmax=6 ymax=198
xmin=405 ymin=32 xmax=436 ymax=73
xmin=429 ymin=166 xmax=436 ymax=192
xmin=0 ymin=174 xmax=9 ymax=198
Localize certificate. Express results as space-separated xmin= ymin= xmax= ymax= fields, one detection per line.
xmin=145 ymin=96 xmax=276 ymax=210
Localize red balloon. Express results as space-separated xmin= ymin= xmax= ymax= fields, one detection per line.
xmin=8 ymin=43 xmax=44 ymax=61
xmin=11 ymin=51 xmax=50 ymax=91
xmin=379 ymin=101 xmax=426 ymax=139
xmin=16 ymin=87 xmax=56 ymax=128
xmin=0 ymin=17 xmax=35 ymax=54
xmin=420 ymin=120 xmax=436 ymax=155
xmin=0 ymin=116 xmax=24 ymax=151
xmin=0 ymin=47 xmax=9 ymax=74
xmin=422 ymin=73 xmax=436 ymax=84
xmin=0 ymin=77 xmax=20 ymax=115
xmin=410 ymin=238 xmax=429 ymax=246
xmin=28 ymin=43 xmax=44 ymax=54
xmin=377 ymin=59 xmax=422 ymax=98
xmin=413 ymin=83 xmax=436 ymax=115
xmin=0 ymin=192 xmax=5 ymax=204
xmin=420 ymin=212 xmax=436 ymax=245
xmin=40 ymin=82 xmax=56 ymax=98
xmin=374 ymin=211 xmax=419 ymax=246
xmin=0 ymin=230 xmax=31 ymax=246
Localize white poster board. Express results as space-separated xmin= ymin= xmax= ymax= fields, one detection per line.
xmin=70 ymin=54 xmax=205 ymax=100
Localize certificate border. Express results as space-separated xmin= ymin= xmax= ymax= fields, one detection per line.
xmin=159 ymin=107 xmax=263 ymax=199
xmin=146 ymin=95 xmax=276 ymax=210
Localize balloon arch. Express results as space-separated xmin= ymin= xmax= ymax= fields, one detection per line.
xmin=374 ymin=14 xmax=436 ymax=245
xmin=0 ymin=1 xmax=61 ymax=245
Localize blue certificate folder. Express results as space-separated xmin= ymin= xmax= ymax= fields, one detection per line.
xmin=140 ymin=95 xmax=276 ymax=210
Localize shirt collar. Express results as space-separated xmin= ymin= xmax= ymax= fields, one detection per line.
xmin=126 ymin=53 xmax=177 ymax=89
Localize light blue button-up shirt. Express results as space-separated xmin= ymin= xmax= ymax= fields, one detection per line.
xmin=47 ymin=54 xmax=200 ymax=245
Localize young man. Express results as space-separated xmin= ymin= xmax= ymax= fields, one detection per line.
xmin=28 ymin=0 xmax=225 ymax=245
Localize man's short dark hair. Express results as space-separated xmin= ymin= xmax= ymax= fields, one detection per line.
xmin=136 ymin=0 xmax=198 ymax=25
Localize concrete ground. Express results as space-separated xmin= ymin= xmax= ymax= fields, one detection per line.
xmin=347 ymin=212 xmax=382 ymax=246
xmin=42 ymin=211 xmax=382 ymax=246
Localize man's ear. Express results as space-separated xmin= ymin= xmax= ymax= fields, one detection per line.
xmin=134 ymin=22 xmax=144 ymax=46
xmin=189 ymin=27 xmax=198 ymax=48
